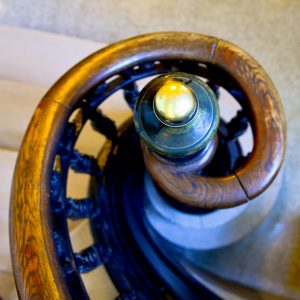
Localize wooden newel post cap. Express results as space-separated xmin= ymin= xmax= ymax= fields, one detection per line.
xmin=134 ymin=72 xmax=220 ymax=158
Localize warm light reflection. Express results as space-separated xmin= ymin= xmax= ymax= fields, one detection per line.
xmin=154 ymin=80 xmax=196 ymax=123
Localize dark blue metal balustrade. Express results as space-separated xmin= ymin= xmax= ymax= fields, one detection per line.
xmin=48 ymin=59 xmax=250 ymax=299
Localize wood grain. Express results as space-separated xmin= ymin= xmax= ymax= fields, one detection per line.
xmin=142 ymin=37 xmax=286 ymax=208
xmin=10 ymin=32 xmax=286 ymax=298
xmin=10 ymin=100 xmax=71 ymax=299
xmin=214 ymin=39 xmax=286 ymax=200
xmin=142 ymin=143 xmax=247 ymax=209
xmin=10 ymin=32 xmax=216 ymax=299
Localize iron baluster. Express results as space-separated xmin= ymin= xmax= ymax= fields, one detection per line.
xmin=74 ymin=244 xmax=111 ymax=274
xmin=65 ymin=197 xmax=100 ymax=219
xmin=47 ymin=58 xmax=252 ymax=299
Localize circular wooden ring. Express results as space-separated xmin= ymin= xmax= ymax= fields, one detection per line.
xmin=10 ymin=32 xmax=286 ymax=299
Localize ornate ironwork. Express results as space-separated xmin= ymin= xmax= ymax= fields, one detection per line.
xmin=48 ymin=59 xmax=250 ymax=299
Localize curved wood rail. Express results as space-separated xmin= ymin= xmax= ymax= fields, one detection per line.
xmin=142 ymin=38 xmax=286 ymax=208
xmin=10 ymin=101 xmax=71 ymax=299
xmin=214 ymin=40 xmax=286 ymax=200
xmin=10 ymin=32 xmax=286 ymax=299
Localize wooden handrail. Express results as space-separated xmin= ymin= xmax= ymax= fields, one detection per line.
xmin=141 ymin=38 xmax=286 ymax=208
xmin=10 ymin=32 xmax=286 ymax=299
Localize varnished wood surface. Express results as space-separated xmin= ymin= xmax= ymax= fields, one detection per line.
xmin=11 ymin=32 xmax=219 ymax=299
xmin=10 ymin=32 xmax=286 ymax=298
xmin=214 ymin=40 xmax=286 ymax=200
xmin=142 ymin=143 xmax=248 ymax=209
xmin=142 ymin=37 xmax=286 ymax=208
xmin=10 ymin=100 xmax=71 ymax=299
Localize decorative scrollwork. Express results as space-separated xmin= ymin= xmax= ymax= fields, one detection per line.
xmin=49 ymin=58 xmax=250 ymax=299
